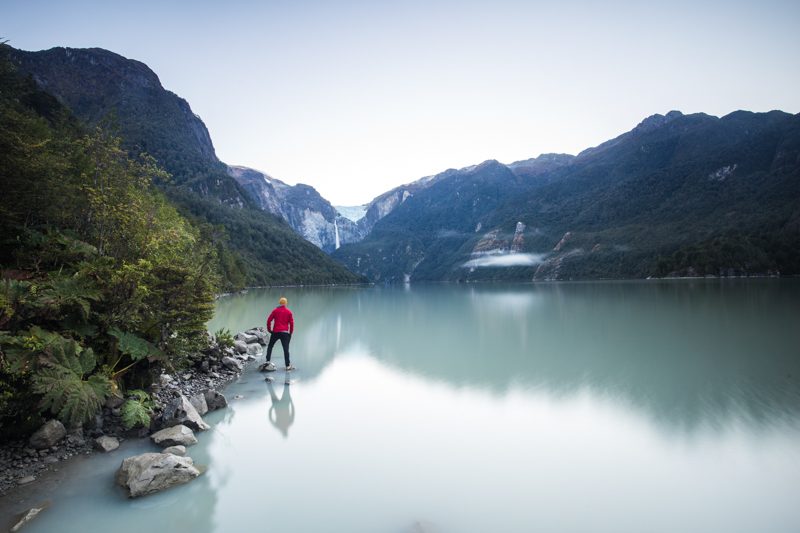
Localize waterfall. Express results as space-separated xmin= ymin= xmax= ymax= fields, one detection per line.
xmin=334 ymin=218 xmax=341 ymax=250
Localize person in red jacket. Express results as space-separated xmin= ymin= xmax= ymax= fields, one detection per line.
xmin=263 ymin=297 xmax=295 ymax=372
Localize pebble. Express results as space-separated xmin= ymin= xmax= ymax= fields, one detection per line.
xmin=17 ymin=475 xmax=35 ymax=484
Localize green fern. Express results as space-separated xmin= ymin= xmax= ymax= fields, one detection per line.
xmin=109 ymin=327 xmax=162 ymax=361
xmin=30 ymin=331 xmax=111 ymax=427
xmin=120 ymin=389 xmax=153 ymax=429
xmin=37 ymin=273 xmax=101 ymax=321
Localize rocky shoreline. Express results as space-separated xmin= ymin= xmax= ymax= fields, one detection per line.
xmin=0 ymin=327 xmax=267 ymax=500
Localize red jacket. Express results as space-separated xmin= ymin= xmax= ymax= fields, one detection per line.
xmin=267 ymin=305 xmax=294 ymax=334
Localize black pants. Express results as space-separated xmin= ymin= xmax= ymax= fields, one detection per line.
xmin=266 ymin=332 xmax=291 ymax=366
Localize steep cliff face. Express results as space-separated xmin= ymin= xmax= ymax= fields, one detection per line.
xmin=11 ymin=47 xmax=226 ymax=190
xmin=227 ymin=166 xmax=365 ymax=252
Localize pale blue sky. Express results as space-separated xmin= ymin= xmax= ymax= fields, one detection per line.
xmin=4 ymin=0 xmax=799 ymax=204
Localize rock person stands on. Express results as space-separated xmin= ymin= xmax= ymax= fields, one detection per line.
xmin=264 ymin=297 xmax=295 ymax=371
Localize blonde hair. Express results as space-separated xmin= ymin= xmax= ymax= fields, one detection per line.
xmin=279 ymin=297 xmax=288 ymax=305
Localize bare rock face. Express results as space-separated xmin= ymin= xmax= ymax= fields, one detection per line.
xmin=204 ymin=390 xmax=228 ymax=411
xmin=29 ymin=420 xmax=66 ymax=450
xmin=116 ymin=452 xmax=201 ymax=498
xmin=162 ymin=445 xmax=186 ymax=456
xmin=189 ymin=393 xmax=209 ymax=416
xmin=150 ymin=425 xmax=198 ymax=447
xmin=94 ymin=435 xmax=120 ymax=452
xmin=161 ymin=394 xmax=210 ymax=431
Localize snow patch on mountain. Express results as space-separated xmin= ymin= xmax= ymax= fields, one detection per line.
xmin=335 ymin=205 xmax=368 ymax=222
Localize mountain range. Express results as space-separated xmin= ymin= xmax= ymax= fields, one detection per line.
xmin=334 ymin=110 xmax=800 ymax=281
xmin=9 ymin=46 xmax=362 ymax=288
xmin=10 ymin=46 xmax=800 ymax=283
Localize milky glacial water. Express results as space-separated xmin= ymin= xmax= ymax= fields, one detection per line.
xmin=4 ymin=280 xmax=800 ymax=533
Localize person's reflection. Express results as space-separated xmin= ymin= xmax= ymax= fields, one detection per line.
xmin=266 ymin=379 xmax=295 ymax=438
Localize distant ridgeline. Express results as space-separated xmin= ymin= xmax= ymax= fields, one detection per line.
xmin=9 ymin=46 xmax=363 ymax=289
xmin=10 ymin=45 xmax=800 ymax=284
xmin=331 ymin=111 xmax=800 ymax=282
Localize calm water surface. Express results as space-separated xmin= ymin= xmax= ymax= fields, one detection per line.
xmin=5 ymin=280 xmax=800 ymax=533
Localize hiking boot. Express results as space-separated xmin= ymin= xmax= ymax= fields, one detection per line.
xmin=285 ymin=365 xmax=296 ymax=372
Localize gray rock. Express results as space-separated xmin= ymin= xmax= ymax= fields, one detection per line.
xmin=233 ymin=340 xmax=247 ymax=354
xmin=11 ymin=506 xmax=47 ymax=532
xmin=189 ymin=393 xmax=208 ymax=416
xmin=66 ymin=434 xmax=86 ymax=447
xmin=221 ymin=356 xmax=243 ymax=371
xmin=29 ymin=420 xmax=66 ymax=450
xmin=162 ymin=445 xmax=186 ymax=456
xmin=245 ymin=329 xmax=268 ymax=344
xmin=116 ymin=452 xmax=201 ymax=498
xmin=150 ymin=425 xmax=198 ymax=447
xmin=235 ymin=332 xmax=259 ymax=344
xmin=204 ymin=390 xmax=228 ymax=411
xmin=200 ymin=360 xmax=210 ymax=373
xmin=17 ymin=475 xmax=35 ymax=485
xmin=94 ymin=435 xmax=120 ymax=452
xmin=105 ymin=395 xmax=125 ymax=409
xmin=158 ymin=374 xmax=172 ymax=387
xmin=246 ymin=343 xmax=262 ymax=355
xmin=161 ymin=395 xmax=210 ymax=431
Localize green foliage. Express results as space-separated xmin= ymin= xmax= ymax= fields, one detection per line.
xmin=26 ymin=329 xmax=112 ymax=427
xmin=213 ymin=328 xmax=234 ymax=349
xmin=0 ymin=46 xmax=222 ymax=435
xmin=109 ymin=327 xmax=162 ymax=362
xmin=120 ymin=389 xmax=153 ymax=430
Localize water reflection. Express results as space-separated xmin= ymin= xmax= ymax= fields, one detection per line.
xmin=266 ymin=380 xmax=295 ymax=438
xmin=209 ymin=280 xmax=800 ymax=435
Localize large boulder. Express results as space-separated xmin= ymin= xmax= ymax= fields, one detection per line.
xmin=116 ymin=452 xmax=201 ymax=498
xmin=150 ymin=425 xmax=198 ymax=447
xmin=94 ymin=435 xmax=120 ymax=452
xmin=235 ymin=332 xmax=259 ymax=344
xmin=246 ymin=343 xmax=261 ymax=356
xmin=221 ymin=356 xmax=243 ymax=371
xmin=29 ymin=420 xmax=66 ymax=450
xmin=233 ymin=340 xmax=247 ymax=354
xmin=204 ymin=390 xmax=228 ymax=411
xmin=162 ymin=445 xmax=186 ymax=456
xmin=161 ymin=394 xmax=210 ymax=431
xmin=189 ymin=393 xmax=209 ymax=416
xmin=246 ymin=329 xmax=268 ymax=345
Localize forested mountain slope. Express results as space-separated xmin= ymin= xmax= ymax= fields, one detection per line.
xmin=334 ymin=111 xmax=800 ymax=282
xmin=11 ymin=46 xmax=362 ymax=287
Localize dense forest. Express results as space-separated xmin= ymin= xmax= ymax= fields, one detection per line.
xmin=1 ymin=46 xmax=221 ymax=439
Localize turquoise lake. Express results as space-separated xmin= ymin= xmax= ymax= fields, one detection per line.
xmin=3 ymin=280 xmax=800 ymax=533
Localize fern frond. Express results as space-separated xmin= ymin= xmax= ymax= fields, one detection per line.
xmin=30 ymin=333 xmax=109 ymax=426
xmin=121 ymin=397 xmax=151 ymax=429
xmin=109 ymin=327 xmax=161 ymax=361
